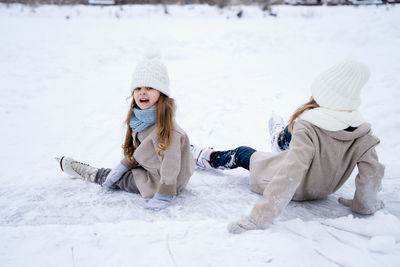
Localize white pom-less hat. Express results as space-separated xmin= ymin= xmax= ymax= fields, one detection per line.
xmin=311 ymin=60 xmax=370 ymax=110
xmin=130 ymin=50 xmax=170 ymax=96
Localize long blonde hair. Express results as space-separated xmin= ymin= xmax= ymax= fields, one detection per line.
xmin=122 ymin=93 xmax=176 ymax=162
xmin=288 ymin=97 xmax=320 ymax=132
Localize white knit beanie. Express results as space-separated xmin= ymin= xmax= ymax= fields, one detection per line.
xmin=130 ymin=50 xmax=170 ymax=96
xmin=311 ymin=59 xmax=370 ymax=110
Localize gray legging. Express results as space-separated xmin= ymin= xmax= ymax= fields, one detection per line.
xmin=94 ymin=168 xmax=140 ymax=194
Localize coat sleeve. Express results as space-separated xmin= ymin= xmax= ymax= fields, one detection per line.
xmin=351 ymin=145 xmax=385 ymax=214
xmin=157 ymin=131 xmax=183 ymax=196
xmin=249 ymin=128 xmax=315 ymax=229
xmin=121 ymin=157 xmax=137 ymax=169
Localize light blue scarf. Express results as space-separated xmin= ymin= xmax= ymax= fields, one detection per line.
xmin=130 ymin=106 xmax=156 ymax=132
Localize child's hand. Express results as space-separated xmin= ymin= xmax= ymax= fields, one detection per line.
xmin=227 ymin=216 xmax=259 ymax=234
xmin=338 ymin=197 xmax=353 ymax=207
xmin=102 ymin=178 xmax=118 ymax=189
xmin=338 ymin=197 xmax=385 ymax=214
xmin=145 ymin=193 xmax=174 ymax=211
xmin=102 ymin=163 xmax=129 ymax=189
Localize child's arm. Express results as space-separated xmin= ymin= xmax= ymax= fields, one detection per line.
xmin=121 ymin=157 xmax=137 ymax=169
xmin=144 ymin=131 xmax=183 ymax=211
xmin=101 ymin=163 xmax=129 ymax=189
xmin=156 ymin=131 xmax=183 ymax=196
xmin=229 ymin=128 xmax=315 ymax=234
xmin=340 ymin=145 xmax=385 ymax=214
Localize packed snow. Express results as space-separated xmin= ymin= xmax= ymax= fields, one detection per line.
xmin=0 ymin=3 xmax=400 ymax=266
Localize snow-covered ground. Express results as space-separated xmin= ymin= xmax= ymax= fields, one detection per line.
xmin=1 ymin=3 xmax=400 ymax=266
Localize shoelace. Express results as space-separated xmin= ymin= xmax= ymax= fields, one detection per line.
xmin=71 ymin=161 xmax=96 ymax=180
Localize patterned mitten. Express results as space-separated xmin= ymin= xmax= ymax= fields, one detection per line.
xmin=102 ymin=163 xmax=129 ymax=189
xmin=228 ymin=216 xmax=258 ymax=234
xmin=145 ymin=193 xmax=175 ymax=211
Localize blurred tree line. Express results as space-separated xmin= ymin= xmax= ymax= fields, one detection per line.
xmin=0 ymin=0 xmax=396 ymax=8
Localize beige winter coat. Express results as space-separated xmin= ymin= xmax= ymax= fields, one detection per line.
xmin=249 ymin=120 xmax=385 ymax=228
xmin=121 ymin=123 xmax=195 ymax=198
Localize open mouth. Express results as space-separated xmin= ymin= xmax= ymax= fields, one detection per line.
xmin=139 ymin=99 xmax=149 ymax=103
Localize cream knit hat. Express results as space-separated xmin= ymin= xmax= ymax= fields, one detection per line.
xmin=311 ymin=60 xmax=370 ymax=110
xmin=130 ymin=50 xmax=170 ymax=96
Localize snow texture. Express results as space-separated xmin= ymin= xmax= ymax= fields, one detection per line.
xmin=1 ymin=3 xmax=400 ymax=267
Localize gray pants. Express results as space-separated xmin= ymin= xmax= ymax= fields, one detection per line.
xmin=94 ymin=168 xmax=140 ymax=194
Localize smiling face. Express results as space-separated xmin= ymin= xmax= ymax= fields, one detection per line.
xmin=133 ymin=87 xmax=161 ymax=110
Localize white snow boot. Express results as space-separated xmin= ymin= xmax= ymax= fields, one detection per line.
xmin=56 ymin=156 xmax=98 ymax=182
xmin=190 ymin=145 xmax=214 ymax=169
xmin=268 ymin=113 xmax=285 ymax=153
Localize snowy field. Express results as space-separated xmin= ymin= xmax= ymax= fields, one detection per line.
xmin=1 ymin=3 xmax=400 ymax=266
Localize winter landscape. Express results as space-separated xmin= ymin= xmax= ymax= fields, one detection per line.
xmin=0 ymin=3 xmax=400 ymax=266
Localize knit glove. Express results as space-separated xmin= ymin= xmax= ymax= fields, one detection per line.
xmin=228 ymin=216 xmax=259 ymax=234
xmin=338 ymin=197 xmax=385 ymax=214
xmin=102 ymin=163 xmax=129 ymax=189
xmin=145 ymin=193 xmax=175 ymax=211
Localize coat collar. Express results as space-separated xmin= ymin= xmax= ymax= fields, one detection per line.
xmin=297 ymin=120 xmax=372 ymax=141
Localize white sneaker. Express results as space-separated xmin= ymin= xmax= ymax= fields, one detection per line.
xmin=268 ymin=113 xmax=285 ymax=153
xmin=57 ymin=156 xmax=98 ymax=182
xmin=190 ymin=145 xmax=214 ymax=169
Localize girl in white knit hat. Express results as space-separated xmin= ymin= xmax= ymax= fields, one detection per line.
xmin=191 ymin=59 xmax=385 ymax=233
xmin=57 ymin=51 xmax=195 ymax=211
